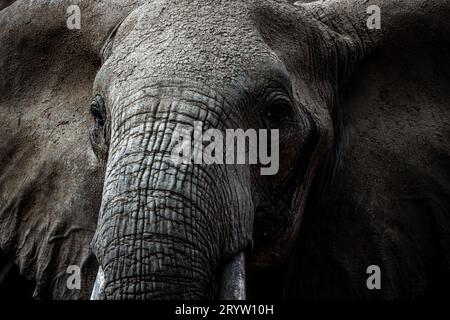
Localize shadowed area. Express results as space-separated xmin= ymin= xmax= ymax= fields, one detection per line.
xmin=0 ymin=250 xmax=34 ymax=299
xmin=0 ymin=0 xmax=16 ymax=11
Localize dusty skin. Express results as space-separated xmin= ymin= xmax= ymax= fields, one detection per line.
xmin=0 ymin=0 xmax=449 ymax=299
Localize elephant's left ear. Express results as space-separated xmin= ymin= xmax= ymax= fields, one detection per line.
xmin=0 ymin=0 xmax=142 ymax=299
xmin=286 ymin=1 xmax=450 ymax=298
xmin=296 ymin=0 xmax=450 ymax=85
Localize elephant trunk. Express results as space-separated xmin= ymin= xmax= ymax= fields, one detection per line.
xmin=94 ymin=164 xmax=221 ymax=299
xmin=91 ymin=253 xmax=246 ymax=300
xmin=91 ymin=94 xmax=252 ymax=299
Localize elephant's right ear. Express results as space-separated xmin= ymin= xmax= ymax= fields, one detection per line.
xmin=0 ymin=0 xmax=142 ymax=299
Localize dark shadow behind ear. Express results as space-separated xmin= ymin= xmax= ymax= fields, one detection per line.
xmin=0 ymin=0 xmax=142 ymax=299
xmin=286 ymin=0 xmax=450 ymax=298
xmin=0 ymin=0 xmax=16 ymax=11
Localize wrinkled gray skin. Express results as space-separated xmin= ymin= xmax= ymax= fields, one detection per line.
xmin=0 ymin=0 xmax=449 ymax=299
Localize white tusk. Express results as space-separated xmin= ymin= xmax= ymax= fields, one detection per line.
xmin=218 ymin=252 xmax=246 ymax=300
xmin=90 ymin=266 xmax=105 ymax=300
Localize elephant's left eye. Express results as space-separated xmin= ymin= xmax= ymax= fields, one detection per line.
xmin=262 ymin=94 xmax=294 ymax=127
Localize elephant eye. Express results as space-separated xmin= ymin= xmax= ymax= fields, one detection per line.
xmin=89 ymin=95 xmax=109 ymax=162
xmin=90 ymin=95 xmax=105 ymax=126
xmin=262 ymin=94 xmax=294 ymax=126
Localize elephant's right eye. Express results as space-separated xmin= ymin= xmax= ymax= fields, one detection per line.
xmin=90 ymin=95 xmax=105 ymax=126
xmin=89 ymin=95 xmax=109 ymax=162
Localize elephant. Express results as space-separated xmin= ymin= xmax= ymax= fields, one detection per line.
xmin=0 ymin=0 xmax=449 ymax=300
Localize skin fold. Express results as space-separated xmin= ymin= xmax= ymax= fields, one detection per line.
xmin=0 ymin=0 xmax=449 ymax=299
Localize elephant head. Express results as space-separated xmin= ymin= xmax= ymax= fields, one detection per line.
xmin=88 ymin=0 xmax=332 ymax=299
xmin=1 ymin=0 xmax=449 ymax=299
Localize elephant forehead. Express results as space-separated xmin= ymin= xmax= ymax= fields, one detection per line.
xmin=101 ymin=0 xmax=292 ymax=94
